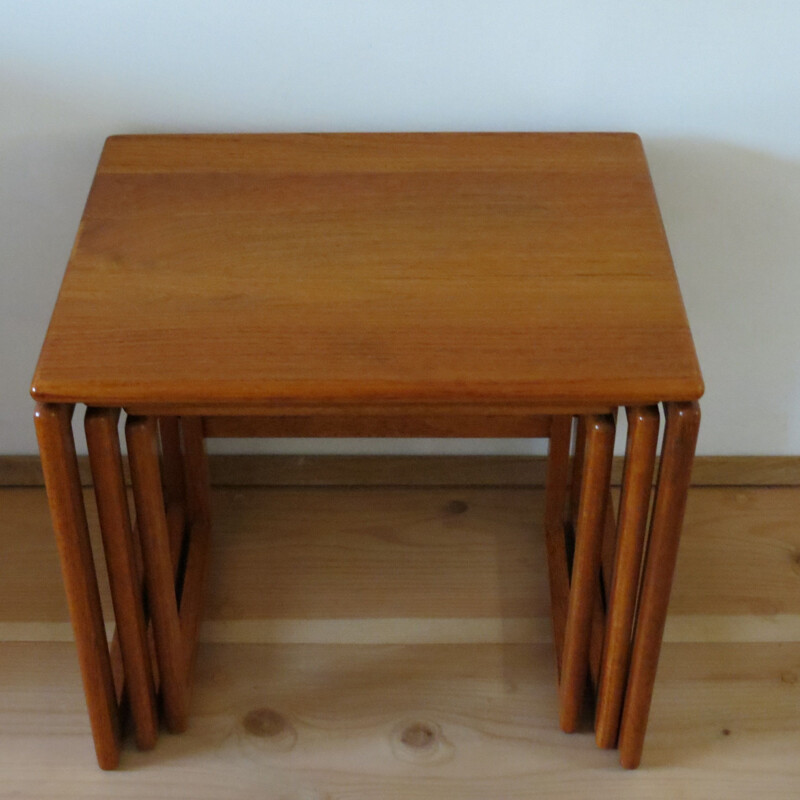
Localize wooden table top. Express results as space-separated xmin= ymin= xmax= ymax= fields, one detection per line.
xmin=31 ymin=133 xmax=703 ymax=412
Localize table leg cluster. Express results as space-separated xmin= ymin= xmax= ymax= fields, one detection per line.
xmin=35 ymin=401 xmax=697 ymax=769
xmin=34 ymin=404 xmax=211 ymax=769
xmin=544 ymin=402 xmax=700 ymax=768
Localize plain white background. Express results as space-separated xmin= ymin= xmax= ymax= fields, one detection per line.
xmin=2 ymin=1 xmax=799 ymax=456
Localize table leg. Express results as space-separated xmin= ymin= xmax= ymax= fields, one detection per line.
xmin=544 ymin=416 xmax=572 ymax=676
xmin=568 ymin=417 xmax=587 ymax=542
xmin=126 ymin=415 xmax=188 ymax=733
xmin=159 ymin=417 xmax=188 ymax=572
xmin=85 ymin=408 xmax=159 ymax=751
xmin=618 ymin=401 xmax=700 ymax=768
xmin=34 ymin=403 xmax=121 ymax=769
xmin=559 ymin=414 xmax=615 ymax=732
xmin=589 ymin=410 xmax=619 ymax=693
xmin=159 ymin=417 xmax=186 ymax=510
xmin=177 ymin=417 xmax=212 ymax=688
xmin=594 ymin=405 xmax=659 ymax=748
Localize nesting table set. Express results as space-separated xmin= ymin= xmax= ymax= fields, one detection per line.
xmin=32 ymin=133 xmax=702 ymax=769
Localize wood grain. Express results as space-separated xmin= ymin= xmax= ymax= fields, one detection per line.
xmin=30 ymin=133 xmax=702 ymax=409
xmin=4 ymin=485 xmax=800 ymax=625
xmin=595 ymin=406 xmax=659 ymax=748
xmin=560 ymin=415 xmax=615 ymax=731
xmin=203 ymin=414 xmax=553 ymax=438
xmin=126 ymin=416 xmax=188 ymax=733
xmin=543 ymin=417 xmax=571 ymax=675
xmin=3 ymin=475 xmax=800 ymax=785
xmin=619 ymin=402 xmax=700 ymax=768
xmin=32 ymin=404 xmax=120 ymax=769
xmin=178 ymin=417 xmax=212 ymax=689
xmin=84 ymin=408 xmax=158 ymax=751
xmin=1 ymin=641 xmax=797 ymax=796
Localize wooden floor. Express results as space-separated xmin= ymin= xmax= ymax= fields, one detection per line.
xmin=1 ymin=475 xmax=799 ymax=797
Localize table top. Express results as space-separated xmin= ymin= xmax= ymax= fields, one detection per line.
xmin=31 ymin=133 xmax=703 ymax=412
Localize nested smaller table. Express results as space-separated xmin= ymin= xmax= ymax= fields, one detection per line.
xmin=32 ymin=133 xmax=702 ymax=770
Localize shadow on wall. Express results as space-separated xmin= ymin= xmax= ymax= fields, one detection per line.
xmin=644 ymin=138 xmax=800 ymax=455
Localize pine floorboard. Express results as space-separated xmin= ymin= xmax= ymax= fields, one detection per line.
xmin=0 ymin=483 xmax=798 ymax=796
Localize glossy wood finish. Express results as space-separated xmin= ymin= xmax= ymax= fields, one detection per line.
xmin=569 ymin=417 xmax=587 ymax=534
xmin=33 ymin=403 xmax=120 ymax=769
xmin=619 ymin=401 xmax=701 ymax=768
xmin=130 ymin=402 xmax=615 ymax=418
xmin=30 ymin=133 xmax=704 ymax=769
xmin=159 ymin=418 xmax=188 ymax=574
xmin=559 ymin=414 xmax=615 ymax=732
xmin=543 ymin=417 xmax=572 ymax=676
xmin=159 ymin=418 xmax=185 ymax=507
xmin=30 ymin=133 xmax=703 ymax=411
xmin=181 ymin=419 xmax=211 ymax=529
xmin=178 ymin=418 xmax=212 ymax=687
xmin=588 ymin=588 xmax=607 ymax=692
xmin=203 ymin=414 xmax=553 ymax=439
xmin=600 ymin=501 xmax=618 ymax=602
xmin=84 ymin=408 xmax=158 ymax=751
xmin=595 ymin=406 xmax=660 ymax=748
xmin=125 ymin=416 xmax=188 ymax=733
xmin=159 ymin=417 xmax=187 ymax=545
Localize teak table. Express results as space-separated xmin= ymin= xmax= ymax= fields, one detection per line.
xmin=31 ymin=133 xmax=702 ymax=770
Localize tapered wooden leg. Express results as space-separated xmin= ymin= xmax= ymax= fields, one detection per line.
xmin=589 ymin=413 xmax=619 ymax=693
xmin=34 ymin=403 xmax=120 ymax=769
xmin=600 ymin=492 xmax=618 ymax=601
xmin=544 ymin=417 xmax=572 ymax=676
xmin=618 ymin=402 xmax=700 ymax=768
xmin=595 ymin=406 xmax=660 ymax=748
xmin=178 ymin=417 xmax=212 ymax=685
xmin=159 ymin=417 xmax=188 ymax=569
xmin=159 ymin=417 xmax=186 ymax=509
xmin=559 ymin=414 xmax=615 ymax=732
xmin=568 ymin=416 xmax=587 ymax=534
xmin=85 ymin=408 xmax=159 ymax=751
xmin=181 ymin=418 xmax=211 ymax=528
xmin=126 ymin=415 xmax=188 ymax=733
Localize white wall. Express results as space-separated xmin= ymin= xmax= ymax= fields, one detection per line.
xmin=2 ymin=1 xmax=799 ymax=456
